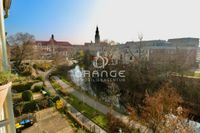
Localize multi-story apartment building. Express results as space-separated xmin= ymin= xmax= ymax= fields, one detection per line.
xmin=114 ymin=38 xmax=199 ymax=67
xmin=35 ymin=34 xmax=72 ymax=59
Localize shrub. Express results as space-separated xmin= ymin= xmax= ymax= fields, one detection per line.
xmin=33 ymin=64 xmax=38 ymax=69
xmin=38 ymin=99 xmax=49 ymax=109
xmin=107 ymin=113 xmax=134 ymax=133
xmin=35 ymin=62 xmax=52 ymax=72
xmin=22 ymin=101 xmax=38 ymax=113
xmin=52 ymin=96 xmax=60 ymax=102
xmin=0 ymin=71 xmax=11 ymax=85
xmin=47 ymin=98 xmax=54 ymax=107
xmin=32 ymin=85 xmax=43 ymax=92
xmin=22 ymin=90 xmax=33 ymax=101
xmin=35 ymin=76 xmax=44 ymax=81
xmin=45 ymin=90 xmax=51 ymax=97
xmin=12 ymin=81 xmax=36 ymax=93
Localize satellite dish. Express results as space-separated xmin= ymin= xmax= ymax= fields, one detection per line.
xmin=3 ymin=0 xmax=12 ymax=18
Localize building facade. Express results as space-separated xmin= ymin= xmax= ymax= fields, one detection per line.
xmin=35 ymin=34 xmax=72 ymax=59
xmin=113 ymin=38 xmax=199 ymax=67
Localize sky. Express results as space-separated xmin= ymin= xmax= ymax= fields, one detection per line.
xmin=5 ymin=0 xmax=200 ymax=44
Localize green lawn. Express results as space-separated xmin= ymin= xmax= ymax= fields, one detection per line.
xmin=60 ymin=76 xmax=81 ymax=90
xmin=194 ymin=73 xmax=200 ymax=78
xmin=67 ymin=94 xmax=108 ymax=130
xmin=60 ymin=76 xmax=73 ymax=86
xmin=51 ymin=79 xmax=62 ymax=90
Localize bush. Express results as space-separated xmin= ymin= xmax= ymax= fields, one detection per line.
xmin=52 ymin=96 xmax=60 ymax=102
xmin=32 ymin=85 xmax=43 ymax=92
xmin=0 ymin=71 xmax=10 ymax=85
xmin=38 ymin=99 xmax=49 ymax=109
xmin=22 ymin=90 xmax=33 ymax=101
xmin=33 ymin=64 xmax=38 ymax=69
xmin=35 ymin=63 xmax=52 ymax=72
xmin=45 ymin=90 xmax=51 ymax=97
xmin=12 ymin=81 xmax=37 ymax=93
xmin=35 ymin=76 xmax=44 ymax=81
xmin=107 ymin=113 xmax=134 ymax=133
xmin=22 ymin=101 xmax=38 ymax=113
xmin=47 ymin=98 xmax=54 ymax=107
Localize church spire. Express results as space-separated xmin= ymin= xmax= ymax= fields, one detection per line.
xmin=51 ymin=34 xmax=54 ymax=40
xmin=95 ymin=26 xmax=100 ymax=44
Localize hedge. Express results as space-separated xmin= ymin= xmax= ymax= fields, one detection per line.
xmin=32 ymin=85 xmax=43 ymax=92
xmin=12 ymin=81 xmax=37 ymax=93
xmin=22 ymin=101 xmax=38 ymax=113
xmin=22 ymin=90 xmax=33 ymax=101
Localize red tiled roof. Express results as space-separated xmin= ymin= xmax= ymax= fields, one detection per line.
xmin=36 ymin=41 xmax=49 ymax=45
xmin=36 ymin=40 xmax=71 ymax=46
xmin=55 ymin=41 xmax=71 ymax=46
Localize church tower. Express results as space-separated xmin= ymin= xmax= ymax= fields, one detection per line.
xmin=95 ymin=26 xmax=100 ymax=44
xmin=50 ymin=34 xmax=55 ymax=55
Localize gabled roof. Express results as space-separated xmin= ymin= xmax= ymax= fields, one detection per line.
xmin=36 ymin=34 xmax=71 ymax=46
xmin=36 ymin=40 xmax=71 ymax=46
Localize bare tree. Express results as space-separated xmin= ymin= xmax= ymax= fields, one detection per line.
xmin=157 ymin=107 xmax=194 ymax=133
xmin=126 ymin=33 xmax=144 ymax=63
xmin=8 ymin=33 xmax=36 ymax=71
xmin=99 ymin=40 xmax=119 ymax=66
xmin=138 ymin=33 xmax=143 ymax=60
xmin=52 ymin=52 xmax=67 ymax=67
xmin=141 ymin=83 xmax=194 ymax=133
xmin=107 ymin=82 xmax=120 ymax=110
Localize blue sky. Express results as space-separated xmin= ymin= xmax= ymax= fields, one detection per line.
xmin=5 ymin=0 xmax=95 ymax=43
xmin=5 ymin=0 xmax=200 ymax=44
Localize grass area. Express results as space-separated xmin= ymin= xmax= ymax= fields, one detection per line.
xmin=60 ymin=76 xmax=73 ymax=86
xmin=60 ymin=76 xmax=81 ymax=90
xmin=173 ymin=71 xmax=200 ymax=78
xmin=66 ymin=94 xmax=108 ymax=130
xmin=194 ymin=73 xmax=200 ymax=78
xmin=50 ymin=79 xmax=108 ymax=130
xmin=51 ymin=80 xmax=62 ymax=90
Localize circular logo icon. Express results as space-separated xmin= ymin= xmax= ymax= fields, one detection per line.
xmin=93 ymin=54 xmax=108 ymax=68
